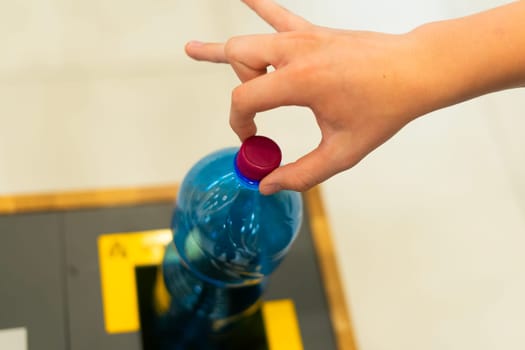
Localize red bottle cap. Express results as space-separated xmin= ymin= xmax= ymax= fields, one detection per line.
xmin=236 ymin=136 xmax=282 ymax=181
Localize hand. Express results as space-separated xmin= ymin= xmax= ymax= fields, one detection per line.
xmin=184 ymin=0 xmax=451 ymax=194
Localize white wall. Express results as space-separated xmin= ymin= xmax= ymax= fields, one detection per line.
xmin=1 ymin=1 xmax=525 ymax=349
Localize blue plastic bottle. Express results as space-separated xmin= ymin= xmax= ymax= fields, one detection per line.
xmin=156 ymin=136 xmax=303 ymax=348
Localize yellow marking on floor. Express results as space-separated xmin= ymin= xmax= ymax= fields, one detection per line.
xmin=98 ymin=229 xmax=172 ymax=333
xmin=99 ymin=230 xmax=304 ymax=350
xmin=263 ymin=299 xmax=304 ymax=350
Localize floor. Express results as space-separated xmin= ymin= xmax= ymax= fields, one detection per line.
xmin=1 ymin=0 xmax=524 ymax=349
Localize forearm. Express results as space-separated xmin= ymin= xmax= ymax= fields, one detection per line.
xmin=408 ymin=1 xmax=525 ymax=114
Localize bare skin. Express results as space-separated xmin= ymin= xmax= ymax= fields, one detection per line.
xmin=185 ymin=0 xmax=525 ymax=195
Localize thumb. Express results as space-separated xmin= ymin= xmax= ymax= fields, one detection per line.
xmin=259 ymin=143 xmax=343 ymax=195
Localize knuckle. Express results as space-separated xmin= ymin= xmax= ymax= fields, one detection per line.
xmin=290 ymin=172 xmax=316 ymax=192
xmin=230 ymin=85 xmax=245 ymax=108
xmin=324 ymin=139 xmax=359 ymax=172
xmin=224 ymin=37 xmax=241 ymax=61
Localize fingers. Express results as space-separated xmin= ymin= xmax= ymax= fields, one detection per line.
xmin=185 ymin=41 xmax=227 ymax=63
xmin=187 ymin=33 xmax=294 ymax=141
xmin=185 ymin=0 xmax=311 ymax=63
xmin=258 ymin=142 xmax=343 ymax=195
xmin=186 ymin=34 xmax=283 ymax=82
xmin=224 ymin=34 xmax=300 ymax=140
xmin=225 ymin=34 xmax=281 ymax=82
xmin=242 ymin=0 xmax=311 ymax=32
xmin=230 ymin=68 xmax=302 ymax=140
xmin=230 ymin=61 xmax=267 ymax=83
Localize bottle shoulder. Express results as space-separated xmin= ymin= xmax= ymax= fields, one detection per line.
xmin=183 ymin=147 xmax=239 ymax=183
xmin=178 ymin=146 xmax=303 ymax=210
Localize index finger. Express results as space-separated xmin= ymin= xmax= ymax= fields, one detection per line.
xmin=185 ymin=41 xmax=227 ymax=63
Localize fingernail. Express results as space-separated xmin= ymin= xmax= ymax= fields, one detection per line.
xmin=260 ymin=183 xmax=281 ymax=195
xmin=187 ymin=40 xmax=203 ymax=47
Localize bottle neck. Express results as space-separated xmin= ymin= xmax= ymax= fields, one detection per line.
xmin=233 ymin=152 xmax=260 ymax=191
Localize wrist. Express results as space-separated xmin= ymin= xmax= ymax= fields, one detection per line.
xmin=406 ymin=2 xmax=525 ymax=114
xmin=402 ymin=22 xmax=476 ymax=117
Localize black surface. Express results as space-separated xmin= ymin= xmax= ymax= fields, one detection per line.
xmin=0 ymin=213 xmax=68 ymax=350
xmin=266 ymin=206 xmax=336 ymax=350
xmin=0 ymin=199 xmax=337 ymax=350
xmin=136 ymin=265 xmax=268 ymax=350
xmin=63 ymin=204 xmax=172 ymax=350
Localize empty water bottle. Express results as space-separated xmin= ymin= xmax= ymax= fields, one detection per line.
xmin=155 ymin=136 xmax=303 ymax=349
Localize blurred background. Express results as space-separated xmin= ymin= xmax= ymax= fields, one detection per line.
xmin=1 ymin=0 xmax=525 ymax=349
